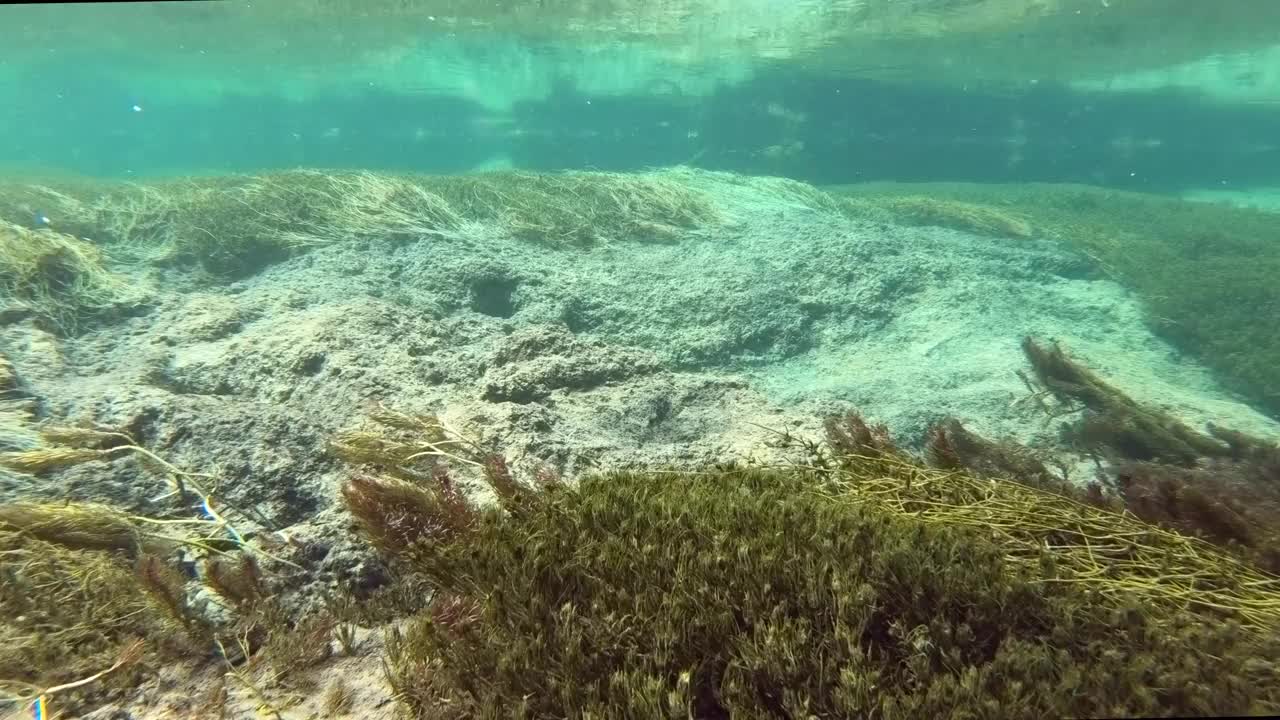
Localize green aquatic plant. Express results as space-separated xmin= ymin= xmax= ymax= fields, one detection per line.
xmin=89 ymin=170 xmax=465 ymax=276
xmin=0 ymin=169 xmax=723 ymax=281
xmin=1108 ymin=457 xmax=1280 ymax=575
xmin=922 ymin=409 xmax=1280 ymax=576
xmin=0 ymin=353 xmax=16 ymax=393
xmin=0 ymin=501 xmax=148 ymax=554
xmin=0 ymin=221 xmax=144 ymax=333
xmin=418 ymin=168 xmax=722 ymax=248
xmin=0 ymin=400 xmax=37 ymax=458
xmin=337 ymin=406 xmax=1280 ymax=718
xmin=202 ymin=552 xmax=265 ymax=611
xmin=0 ymin=423 xmax=291 ymax=561
xmin=951 ymin=338 xmax=1280 ymax=575
xmin=323 ymin=678 xmax=356 ymax=716
xmin=0 ymin=177 xmax=103 ymax=240
xmin=842 ymin=194 xmax=1035 ymax=239
xmin=1020 ymin=337 xmax=1232 ymax=464
xmin=0 ymin=426 xmax=332 ymax=717
xmin=817 ymin=411 xmax=1280 ymax=626
xmin=0 ymin=530 xmax=192 ymax=718
xmin=924 ymin=415 xmax=1073 ymax=493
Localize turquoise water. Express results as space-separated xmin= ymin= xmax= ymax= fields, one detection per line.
xmin=3 ymin=1 xmax=1280 ymax=193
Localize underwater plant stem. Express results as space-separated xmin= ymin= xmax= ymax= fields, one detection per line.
xmin=403 ymin=446 xmax=484 ymax=468
xmin=103 ymin=443 xmax=295 ymax=551
xmin=21 ymin=639 xmax=144 ymax=716
xmin=100 ymin=443 xmax=213 ymax=486
xmin=215 ymin=638 xmax=284 ymax=720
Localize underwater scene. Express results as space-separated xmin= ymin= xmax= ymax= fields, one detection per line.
xmin=3 ymin=1 xmax=1280 ymax=717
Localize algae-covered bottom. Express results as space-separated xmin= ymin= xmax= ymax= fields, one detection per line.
xmin=2 ymin=168 xmax=1279 ymax=717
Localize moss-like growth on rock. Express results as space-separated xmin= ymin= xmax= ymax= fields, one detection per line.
xmin=0 ymin=530 xmax=193 ymax=717
xmin=0 ymin=501 xmax=147 ymax=554
xmin=89 ymin=170 xmax=464 ymax=276
xmin=0 ymin=221 xmax=144 ymax=332
xmin=0 ymin=492 xmax=331 ymax=717
xmin=842 ymin=195 xmax=1034 ymax=239
xmin=0 ymin=354 xmax=15 ymax=394
xmin=419 ymin=169 xmax=721 ymax=248
xmin=0 ymin=168 xmax=723 ymax=281
xmin=340 ymin=409 xmax=1280 ymax=718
